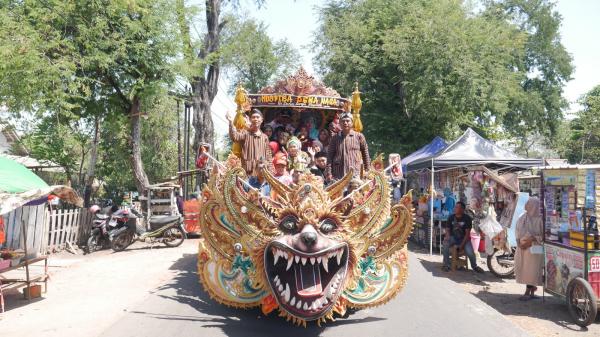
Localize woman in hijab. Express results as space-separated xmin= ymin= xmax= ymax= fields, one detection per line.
xmin=514 ymin=197 xmax=544 ymax=300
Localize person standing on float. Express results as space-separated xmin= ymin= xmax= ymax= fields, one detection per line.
xmin=227 ymin=109 xmax=273 ymax=188
xmin=325 ymin=112 xmax=370 ymax=180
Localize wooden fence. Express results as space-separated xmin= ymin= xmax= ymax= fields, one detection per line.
xmin=2 ymin=206 xmax=93 ymax=254
xmin=44 ymin=208 xmax=93 ymax=253
xmin=2 ymin=203 xmax=46 ymax=257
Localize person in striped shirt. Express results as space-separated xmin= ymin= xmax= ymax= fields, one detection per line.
xmin=326 ymin=113 xmax=370 ymax=181
xmin=227 ymin=109 xmax=273 ymax=184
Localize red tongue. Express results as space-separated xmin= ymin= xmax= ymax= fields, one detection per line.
xmin=294 ymin=262 xmax=322 ymax=296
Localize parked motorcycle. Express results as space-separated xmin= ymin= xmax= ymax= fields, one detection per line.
xmin=110 ymin=214 xmax=186 ymax=252
xmin=86 ymin=204 xmax=117 ymax=254
xmin=487 ymin=247 xmax=516 ymax=278
xmin=86 ymin=204 xmax=139 ymax=254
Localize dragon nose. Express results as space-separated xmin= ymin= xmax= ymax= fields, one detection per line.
xmin=301 ymin=232 xmax=317 ymax=246
xmin=300 ymin=225 xmax=318 ymax=246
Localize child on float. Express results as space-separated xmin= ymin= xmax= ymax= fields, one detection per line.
xmin=286 ymin=136 xmax=311 ymax=173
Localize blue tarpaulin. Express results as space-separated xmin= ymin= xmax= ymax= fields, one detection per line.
xmin=402 ymin=136 xmax=447 ymax=172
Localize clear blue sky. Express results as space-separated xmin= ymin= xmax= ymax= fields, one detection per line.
xmin=213 ymin=0 xmax=600 ymax=137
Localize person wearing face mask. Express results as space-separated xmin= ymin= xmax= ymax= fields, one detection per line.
xmin=514 ymin=197 xmax=544 ymax=300
xmin=326 ymin=113 xmax=370 ymax=181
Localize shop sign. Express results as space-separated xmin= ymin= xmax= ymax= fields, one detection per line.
xmin=545 ymin=244 xmax=584 ymax=296
xmin=544 ymin=169 xmax=578 ymax=186
xmin=590 ymin=256 xmax=600 ymax=272
xmin=249 ymin=94 xmax=348 ymax=110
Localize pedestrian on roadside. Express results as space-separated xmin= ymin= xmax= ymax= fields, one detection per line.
xmin=514 ymin=197 xmax=544 ymax=301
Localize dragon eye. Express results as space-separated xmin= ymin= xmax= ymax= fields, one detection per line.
xmin=279 ymin=216 xmax=298 ymax=233
xmin=319 ymin=219 xmax=337 ymax=234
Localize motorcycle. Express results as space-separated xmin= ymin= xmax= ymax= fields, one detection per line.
xmin=86 ymin=204 xmax=120 ymax=254
xmin=110 ymin=214 xmax=186 ymax=252
xmin=486 ymin=247 xmax=516 ymax=278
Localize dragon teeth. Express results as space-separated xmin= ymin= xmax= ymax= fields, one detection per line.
xmin=301 ymin=257 xmax=307 ymax=265
xmin=310 ymin=257 xmax=315 ymax=265
xmin=296 ymin=300 xmax=302 ymax=309
xmin=303 ymin=302 xmax=308 ymax=310
xmin=336 ymin=250 xmax=343 ymax=265
xmin=290 ymin=296 xmax=296 ymax=306
xmin=284 ymin=283 xmax=290 ymax=302
xmin=273 ymin=251 xmax=280 ymax=265
xmin=317 ymin=256 xmax=322 ymax=264
xmin=295 ymin=255 xmax=300 ymax=263
xmin=278 ymin=284 xmax=283 ymax=292
xmin=286 ymin=257 xmax=293 ymax=271
xmin=322 ymin=258 xmax=329 ymax=273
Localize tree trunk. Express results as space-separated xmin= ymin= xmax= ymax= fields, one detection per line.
xmin=190 ymin=0 xmax=222 ymax=151
xmin=192 ymin=83 xmax=215 ymax=153
xmin=129 ymin=96 xmax=150 ymax=195
xmin=84 ymin=116 xmax=100 ymax=207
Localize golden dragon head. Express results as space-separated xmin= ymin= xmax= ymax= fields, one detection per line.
xmin=197 ymin=155 xmax=414 ymax=326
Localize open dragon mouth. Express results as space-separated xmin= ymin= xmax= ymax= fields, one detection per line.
xmin=264 ymin=242 xmax=349 ymax=320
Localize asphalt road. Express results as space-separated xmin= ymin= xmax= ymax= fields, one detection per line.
xmin=98 ymin=251 xmax=530 ymax=337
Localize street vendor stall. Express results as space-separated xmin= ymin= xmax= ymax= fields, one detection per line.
xmin=540 ymin=164 xmax=600 ymax=326
xmin=0 ymin=156 xmax=81 ymax=311
xmin=406 ymin=128 xmax=542 ymax=255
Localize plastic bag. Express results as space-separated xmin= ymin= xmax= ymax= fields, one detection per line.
xmin=479 ymin=206 xmax=503 ymax=239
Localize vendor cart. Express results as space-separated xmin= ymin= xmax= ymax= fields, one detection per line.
xmin=541 ymin=165 xmax=600 ymax=327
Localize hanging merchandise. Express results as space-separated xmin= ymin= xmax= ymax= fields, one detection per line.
xmin=479 ymin=206 xmax=503 ymax=239
xmin=499 ymin=193 xmax=517 ymax=228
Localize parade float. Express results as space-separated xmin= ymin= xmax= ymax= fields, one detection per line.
xmin=196 ymin=68 xmax=415 ymax=326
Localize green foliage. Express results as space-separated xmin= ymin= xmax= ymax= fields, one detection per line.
xmin=141 ymin=93 xmax=179 ymax=181
xmin=0 ymin=0 xmax=180 ymax=194
xmin=314 ymin=0 xmax=572 ymax=156
xmin=556 ymin=85 xmax=600 ymax=164
xmin=20 ymin=117 xmax=92 ymax=182
xmin=484 ymin=0 xmax=574 ymax=139
xmin=222 ymin=18 xmax=301 ymax=93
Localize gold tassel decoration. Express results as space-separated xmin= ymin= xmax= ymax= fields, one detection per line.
xmin=232 ymin=83 xmax=249 ymax=157
xmin=351 ymin=82 xmax=363 ymax=132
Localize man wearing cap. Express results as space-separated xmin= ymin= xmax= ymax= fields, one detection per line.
xmin=326 ymin=113 xmax=370 ymax=181
xmin=227 ymin=109 xmax=273 ymax=179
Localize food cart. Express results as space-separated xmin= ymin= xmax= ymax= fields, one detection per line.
xmin=145 ymin=182 xmax=181 ymax=226
xmin=541 ymin=164 xmax=600 ymax=326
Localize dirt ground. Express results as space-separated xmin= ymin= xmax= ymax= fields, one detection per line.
xmin=410 ymin=245 xmax=600 ymax=337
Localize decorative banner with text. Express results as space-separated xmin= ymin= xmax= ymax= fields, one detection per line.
xmin=248 ymin=94 xmax=349 ymax=111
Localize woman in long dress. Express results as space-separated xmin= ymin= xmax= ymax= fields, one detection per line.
xmin=514 ymin=197 xmax=544 ymax=300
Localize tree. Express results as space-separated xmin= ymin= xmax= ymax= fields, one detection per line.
xmin=176 ymin=0 xmax=223 ymax=155
xmin=223 ymin=18 xmax=300 ymax=93
xmin=0 ymin=0 xmax=179 ymax=194
xmin=484 ymin=0 xmax=574 ymax=144
xmin=314 ymin=0 xmax=573 ymax=156
xmin=20 ymin=116 xmax=92 ymax=187
xmin=556 ymin=85 xmax=600 ymax=163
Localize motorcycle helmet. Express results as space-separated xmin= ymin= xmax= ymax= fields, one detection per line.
xmin=89 ymin=205 xmax=101 ymax=213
